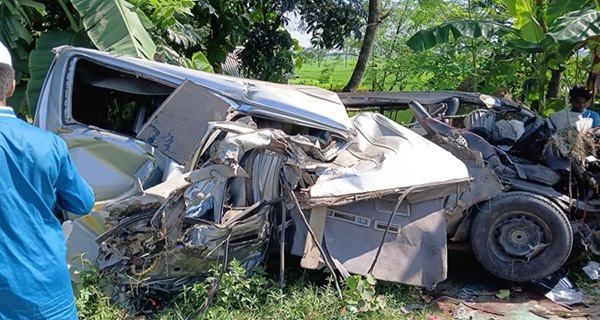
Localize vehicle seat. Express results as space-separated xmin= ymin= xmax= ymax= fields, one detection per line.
xmin=409 ymin=98 xmax=460 ymax=130
xmin=510 ymin=115 xmax=553 ymax=162
xmin=464 ymin=109 xmax=495 ymax=140
xmin=410 ymin=101 xmax=502 ymax=169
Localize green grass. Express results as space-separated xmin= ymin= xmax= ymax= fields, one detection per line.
xmin=292 ymin=57 xmax=372 ymax=91
xmin=73 ymin=250 xmax=600 ymax=320
xmin=293 ymin=57 xmax=416 ymax=126
xmin=75 ymin=258 xmax=442 ymax=320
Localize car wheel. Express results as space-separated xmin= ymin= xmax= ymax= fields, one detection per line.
xmin=470 ymin=191 xmax=572 ymax=282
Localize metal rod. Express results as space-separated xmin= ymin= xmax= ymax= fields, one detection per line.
xmin=279 ymin=203 xmax=286 ymax=288
xmin=282 ymin=182 xmax=343 ymax=298
xmin=368 ymin=185 xmax=417 ymax=274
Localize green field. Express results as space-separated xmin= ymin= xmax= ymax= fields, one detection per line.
xmin=291 ymin=56 xmax=371 ymax=91
xmin=292 ymin=57 xmax=415 ymax=125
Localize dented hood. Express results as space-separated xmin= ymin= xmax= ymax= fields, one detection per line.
xmin=310 ymin=112 xmax=471 ymax=199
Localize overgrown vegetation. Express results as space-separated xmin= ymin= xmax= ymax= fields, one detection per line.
xmin=0 ymin=0 xmax=365 ymax=116
xmin=3 ymin=0 xmax=599 ymax=116
xmin=73 ymin=255 xmax=123 ymax=320
xmin=74 ymin=257 xmax=436 ymax=319
xmin=292 ymin=0 xmax=599 ymax=107
xmin=70 ymin=241 xmax=600 ymax=320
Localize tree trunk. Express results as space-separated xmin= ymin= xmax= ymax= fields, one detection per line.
xmin=588 ymin=39 xmax=599 ymax=107
xmin=546 ymin=69 xmax=563 ymax=99
xmin=535 ymin=0 xmax=547 ymax=33
xmin=343 ymin=0 xmax=381 ymax=92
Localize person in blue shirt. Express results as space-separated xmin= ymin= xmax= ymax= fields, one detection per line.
xmin=0 ymin=42 xmax=95 ymax=319
xmin=570 ymin=85 xmax=599 ymax=128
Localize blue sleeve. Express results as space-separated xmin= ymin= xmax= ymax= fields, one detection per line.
xmin=55 ymin=140 xmax=95 ymax=215
xmin=593 ymin=112 xmax=600 ymax=128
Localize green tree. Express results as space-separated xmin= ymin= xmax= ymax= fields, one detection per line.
xmin=362 ymin=0 xmax=514 ymax=93
xmin=343 ymin=0 xmax=384 ymax=92
xmin=406 ymin=0 xmax=600 ymax=112
xmin=236 ymin=0 xmax=365 ymax=83
xmin=0 ymin=0 xmax=156 ymax=115
xmin=2 ymin=0 xmax=367 ymax=99
xmin=189 ymin=0 xmax=250 ymax=72
xmin=129 ymin=0 xmax=209 ymax=66
xmin=295 ymin=0 xmax=365 ymax=49
xmin=236 ymin=0 xmax=297 ymax=83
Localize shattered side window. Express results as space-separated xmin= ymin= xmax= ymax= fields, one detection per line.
xmin=70 ymin=59 xmax=174 ymax=135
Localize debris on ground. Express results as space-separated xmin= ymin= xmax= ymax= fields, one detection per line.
xmin=423 ymin=259 xmax=594 ymax=320
xmin=583 ymin=261 xmax=600 ymax=281
xmin=544 ymin=277 xmax=584 ymax=305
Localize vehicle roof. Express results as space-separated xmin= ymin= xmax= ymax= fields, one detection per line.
xmin=53 ymin=46 xmax=353 ymax=138
xmin=337 ymin=91 xmax=524 ymax=109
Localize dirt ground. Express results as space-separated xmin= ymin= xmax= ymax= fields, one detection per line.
xmin=422 ymin=251 xmax=600 ymax=320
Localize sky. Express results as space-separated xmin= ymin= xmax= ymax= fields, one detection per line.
xmin=289 ymin=29 xmax=312 ymax=48
xmin=286 ymin=13 xmax=312 ymax=48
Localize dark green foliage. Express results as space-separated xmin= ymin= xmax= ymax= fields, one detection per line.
xmin=406 ymin=20 xmax=514 ymax=52
xmin=169 ymin=260 xmax=276 ymax=316
xmin=73 ymin=255 xmax=123 ymax=319
xmin=236 ymin=0 xmax=364 ymax=82
xmin=191 ymin=0 xmax=250 ymax=71
xmin=1 ymin=0 xmax=367 ymax=108
xmin=295 ymin=0 xmax=365 ymax=49
xmin=239 ymin=23 xmax=296 ymax=83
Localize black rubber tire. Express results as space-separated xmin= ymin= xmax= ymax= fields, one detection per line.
xmin=470 ymin=191 xmax=572 ymax=282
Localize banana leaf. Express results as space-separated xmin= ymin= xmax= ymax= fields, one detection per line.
xmin=507 ymin=38 xmax=545 ymax=53
xmin=503 ymin=0 xmax=544 ymax=43
xmin=406 ymin=20 xmax=514 ymax=52
xmin=547 ymin=6 xmax=600 ymax=44
xmin=26 ymin=31 xmax=92 ymax=117
xmin=546 ymin=0 xmax=595 ymax=27
xmin=0 ymin=0 xmax=43 ymax=69
xmin=71 ymin=0 xmax=155 ymax=59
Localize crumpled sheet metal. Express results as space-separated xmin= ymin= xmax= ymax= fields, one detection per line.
xmin=445 ymin=159 xmax=503 ymax=241
xmin=211 ymin=121 xmax=345 ymax=165
xmin=235 ymin=80 xmax=354 ymax=137
xmin=96 ymin=193 xmax=270 ymax=307
xmin=291 ymin=196 xmax=449 ymax=287
xmin=309 ymin=113 xmax=470 ymax=199
xmin=183 ymin=164 xmax=247 ymax=222
xmin=205 ymin=115 xmax=470 ymax=207
xmin=214 ymin=128 xmax=290 ymax=165
xmin=98 ymin=208 xmax=270 ymax=284
xmin=93 ymin=124 xmax=292 ymax=306
xmin=84 ymin=112 xmax=473 ymax=302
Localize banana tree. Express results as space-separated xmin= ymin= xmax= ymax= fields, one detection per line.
xmin=71 ymin=0 xmax=155 ymax=59
xmin=406 ymin=0 xmax=600 ymax=113
xmin=0 ymin=0 xmax=156 ymax=116
xmin=0 ymin=0 xmax=45 ymax=114
xmin=505 ymin=2 xmax=600 ymax=111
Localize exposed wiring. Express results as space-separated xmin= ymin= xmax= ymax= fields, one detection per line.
xmin=184 ymin=197 xmax=286 ymax=319
xmin=185 ymin=227 xmax=232 ymax=320
xmin=368 ymin=185 xmax=417 ymax=274
xmin=282 ymin=182 xmax=343 ymax=299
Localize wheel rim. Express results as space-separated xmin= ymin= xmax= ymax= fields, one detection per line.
xmin=489 ymin=211 xmax=552 ymax=263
